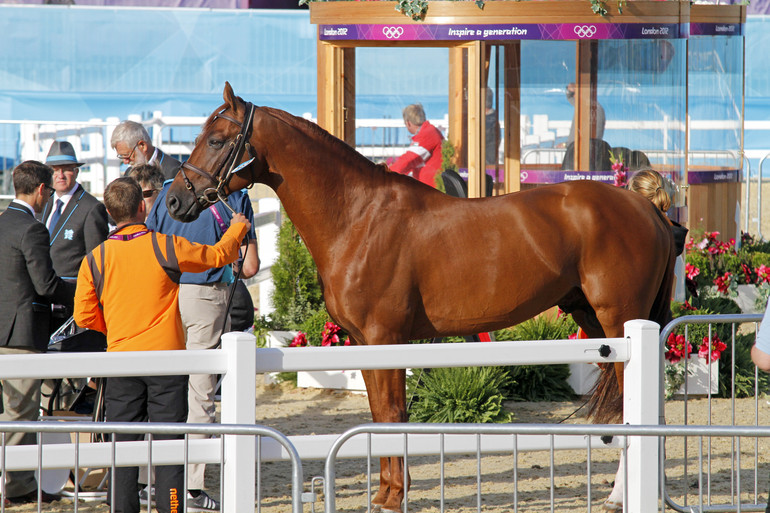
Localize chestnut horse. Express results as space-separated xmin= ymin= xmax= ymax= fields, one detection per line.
xmin=166 ymin=83 xmax=675 ymax=512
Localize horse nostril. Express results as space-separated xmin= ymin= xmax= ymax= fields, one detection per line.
xmin=166 ymin=193 xmax=179 ymax=213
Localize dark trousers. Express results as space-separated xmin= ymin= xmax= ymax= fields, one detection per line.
xmin=105 ymin=375 xmax=188 ymax=513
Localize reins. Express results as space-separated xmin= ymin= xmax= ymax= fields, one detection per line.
xmin=180 ymin=101 xmax=257 ymax=212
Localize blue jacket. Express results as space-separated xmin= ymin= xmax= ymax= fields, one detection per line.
xmin=146 ymin=182 xmax=256 ymax=284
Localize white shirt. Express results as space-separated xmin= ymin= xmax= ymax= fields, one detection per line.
xmin=11 ymin=199 xmax=36 ymax=217
xmin=148 ymin=147 xmax=160 ymax=166
xmin=46 ymin=183 xmax=79 ymax=230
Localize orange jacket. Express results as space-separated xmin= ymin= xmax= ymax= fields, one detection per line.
xmin=74 ymin=222 xmax=248 ymax=352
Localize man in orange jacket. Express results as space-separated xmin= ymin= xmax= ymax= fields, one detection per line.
xmin=74 ymin=177 xmax=250 ymax=513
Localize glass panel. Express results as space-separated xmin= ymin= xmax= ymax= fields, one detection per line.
xmin=598 ymin=39 xmax=688 ymax=211
xmin=517 ymin=38 xmax=688 ymax=216
xmin=688 ymin=35 xmax=743 ymax=182
xmin=519 ymin=41 xmax=576 ymax=186
xmin=355 ymin=46 xmax=449 ymax=191
xmin=485 ymin=45 xmax=504 ymax=197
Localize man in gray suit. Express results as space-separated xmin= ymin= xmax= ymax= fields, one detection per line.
xmin=111 ymin=120 xmax=182 ymax=181
xmin=0 ymin=161 xmax=74 ymax=504
xmin=40 ymin=141 xmax=109 ymax=331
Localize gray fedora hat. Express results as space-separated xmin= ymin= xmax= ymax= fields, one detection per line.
xmin=45 ymin=141 xmax=84 ymax=167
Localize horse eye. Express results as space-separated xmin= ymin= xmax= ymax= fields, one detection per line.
xmin=208 ymin=138 xmax=225 ymax=149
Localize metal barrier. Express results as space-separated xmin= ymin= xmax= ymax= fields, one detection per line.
xmin=324 ymin=423 xmax=770 ymax=513
xmin=659 ymin=313 xmax=768 ymax=513
xmin=0 ymin=420 xmax=303 ymax=513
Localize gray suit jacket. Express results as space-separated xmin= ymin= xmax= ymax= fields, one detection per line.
xmin=0 ymin=204 xmax=75 ymax=351
xmin=41 ymin=184 xmax=109 ymax=280
xmin=155 ymin=149 xmax=182 ymax=181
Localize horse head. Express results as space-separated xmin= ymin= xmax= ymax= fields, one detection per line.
xmin=166 ymin=82 xmax=266 ymax=222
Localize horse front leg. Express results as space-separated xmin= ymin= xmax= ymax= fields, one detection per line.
xmin=361 ymin=368 xmax=408 ymax=512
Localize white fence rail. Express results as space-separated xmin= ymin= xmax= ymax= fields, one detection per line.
xmin=0 ymin=316 xmax=768 ymax=511
xmin=0 ymin=321 xmax=661 ymax=512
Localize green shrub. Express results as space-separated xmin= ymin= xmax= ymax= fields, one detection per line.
xmin=270 ymin=211 xmax=323 ymax=329
xmin=407 ymin=366 xmax=513 ymax=423
xmin=494 ymin=315 xmax=577 ymax=402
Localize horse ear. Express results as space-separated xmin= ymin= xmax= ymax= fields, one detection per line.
xmin=223 ymin=82 xmax=236 ymax=109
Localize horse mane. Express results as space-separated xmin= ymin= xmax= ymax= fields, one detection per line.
xmin=205 ymin=95 xmax=411 ymax=184
xmin=260 ymin=106 xmax=386 ymax=174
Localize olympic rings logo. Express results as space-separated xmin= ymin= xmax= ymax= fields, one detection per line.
xmin=382 ymin=26 xmax=404 ymax=39
xmin=573 ymin=25 xmax=597 ymax=38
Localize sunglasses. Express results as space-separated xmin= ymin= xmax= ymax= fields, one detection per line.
xmin=42 ymin=184 xmax=56 ymax=194
xmin=142 ymin=188 xmax=159 ymax=199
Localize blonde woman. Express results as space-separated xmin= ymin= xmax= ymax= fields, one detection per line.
xmin=627 ymin=169 xmax=688 ymax=255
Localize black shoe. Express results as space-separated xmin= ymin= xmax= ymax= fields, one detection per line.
xmin=7 ymin=490 xmax=59 ymax=504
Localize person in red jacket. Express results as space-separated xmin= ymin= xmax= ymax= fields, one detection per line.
xmin=389 ymin=103 xmax=444 ymax=188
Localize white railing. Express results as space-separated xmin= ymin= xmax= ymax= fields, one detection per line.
xmin=0 ymin=321 xmax=660 ymax=512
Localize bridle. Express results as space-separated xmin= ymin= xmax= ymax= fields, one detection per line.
xmin=179 ymin=101 xmax=256 ymax=213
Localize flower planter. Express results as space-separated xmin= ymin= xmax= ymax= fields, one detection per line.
xmin=669 ymin=354 xmax=718 ymax=396
xmin=265 ymin=331 xmax=367 ymax=391
xmin=567 ymin=363 xmax=600 ymax=396
xmin=297 ymin=369 xmax=367 ymax=391
xmin=735 ymin=284 xmax=763 ymax=314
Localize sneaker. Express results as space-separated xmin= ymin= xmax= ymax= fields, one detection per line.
xmin=187 ymin=490 xmax=220 ymax=512
xmin=139 ymin=486 xmax=155 ymax=505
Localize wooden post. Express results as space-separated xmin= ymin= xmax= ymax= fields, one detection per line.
xmin=504 ymin=42 xmax=521 ymax=194
xmin=467 ymin=41 xmax=485 ymax=199
xmin=316 ymin=40 xmax=355 ymax=146
xmin=448 ymin=46 xmax=467 ymax=169
xmin=575 ymin=40 xmax=598 ymax=171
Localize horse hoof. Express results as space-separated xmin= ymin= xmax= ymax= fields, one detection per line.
xmin=602 ymin=500 xmax=622 ymax=512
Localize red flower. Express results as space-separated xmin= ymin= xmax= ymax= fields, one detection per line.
xmin=568 ymin=332 xmax=578 ymax=340
xmin=321 ymin=322 xmax=342 ymax=347
xmin=682 ymin=300 xmax=697 ymax=311
xmin=741 ymin=263 xmax=755 ymax=285
xmin=757 ymin=265 xmax=770 ymax=284
xmin=698 ymin=334 xmax=726 ymax=363
xmin=685 ymin=264 xmax=700 ymax=280
xmin=665 ymin=333 xmax=692 ymax=364
xmin=290 ymin=332 xmax=308 ymax=347
xmin=714 ymin=272 xmax=732 ymax=294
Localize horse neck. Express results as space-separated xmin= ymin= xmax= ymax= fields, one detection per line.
xmin=255 ymin=110 xmax=373 ymax=259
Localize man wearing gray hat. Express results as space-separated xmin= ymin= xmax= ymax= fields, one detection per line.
xmin=40 ymin=141 xmax=109 ymax=329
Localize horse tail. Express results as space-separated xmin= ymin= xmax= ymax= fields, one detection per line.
xmin=586 ymin=364 xmax=624 ymax=424
xmin=586 ymin=219 xmax=676 ymax=425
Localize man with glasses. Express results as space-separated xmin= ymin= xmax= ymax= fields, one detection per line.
xmin=40 ymin=141 xmax=109 ymax=331
xmin=0 ymin=161 xmax=74 ymax=504
xmin=111 ymin=120 xmax=181 ymax=181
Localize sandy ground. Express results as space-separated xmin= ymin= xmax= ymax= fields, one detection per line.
xmin=15 ymin=381 xmax=770 ymax=513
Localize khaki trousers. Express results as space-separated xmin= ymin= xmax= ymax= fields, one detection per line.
xmin=179 ymin=283 xmax=230 ymax=490
xmin=0 ymin=347 xmax=41 ymax=498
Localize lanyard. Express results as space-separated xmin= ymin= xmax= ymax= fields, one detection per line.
xmin=208 ymin=204 xmax=228 ymax=234
xmin=109 ymin=230 xmax=149 ymax=241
